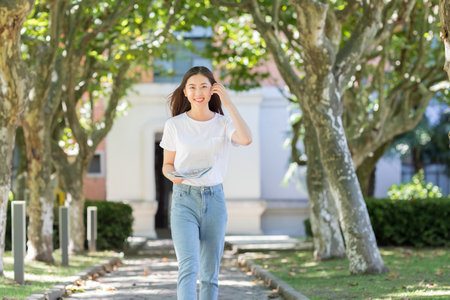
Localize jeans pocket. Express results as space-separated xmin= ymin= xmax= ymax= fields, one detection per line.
xmin=213 ymin=190 xmax=225 ymax=203
xmin=173 ymin=190 xmax=187 ymax=199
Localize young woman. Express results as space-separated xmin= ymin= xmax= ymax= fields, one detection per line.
xmin=159 ymin=66 xmax=252 ymax=299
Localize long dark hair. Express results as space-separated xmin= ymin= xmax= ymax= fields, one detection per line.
xmin=169 ymin=66 xmax=224 ymax=117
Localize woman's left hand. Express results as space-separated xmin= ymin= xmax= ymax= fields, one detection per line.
xmin=211 ymin=83 xmax=232 ymax=108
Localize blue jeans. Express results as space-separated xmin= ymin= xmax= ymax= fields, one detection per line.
xmin=170 ymin=183 xmax=228 ymax=300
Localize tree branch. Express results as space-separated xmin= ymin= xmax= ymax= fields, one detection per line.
xmin=335 ymin=0 xmax=362 ymax=23
xmin=77 ymin=0 xmax=135 ymax=54
xmin=439 ymin=0 xmax=450 ymax=80
xmin=291 ymin=118 xmax=307 ymax=166
xmin=211 ymin=0 xmax=250 ymax=9
xmin=91 ymin=61 xmax=130 ymax=148
xmin=334 ymin=0 xmax=385 ymax=93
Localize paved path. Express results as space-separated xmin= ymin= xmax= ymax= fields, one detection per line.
xmin=63 ymin=250 xmax=280 ymax=299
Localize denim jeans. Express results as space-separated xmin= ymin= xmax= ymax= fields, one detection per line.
xmin=170 ymin=183 xmax=228 ymax=300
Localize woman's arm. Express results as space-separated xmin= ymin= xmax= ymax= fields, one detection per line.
xmin=162 ymin=149 xmax=184 ymax=184
xmin=212 ymin=83 xmax=252 ymax=146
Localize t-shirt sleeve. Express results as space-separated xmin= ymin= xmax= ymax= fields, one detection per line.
xmin=159 ymin=119 xmax=176 ymax=151
xmin=225 ymin=116 xmax=239 ymax=147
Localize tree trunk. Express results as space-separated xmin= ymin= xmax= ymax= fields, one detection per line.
xmin=22 ymin=124 xmax=55 ymax=263
xmin=65 ymin=177 xmax=86 ymax=254
xmin=0 ymin=0 xmax=35 ymax=275
xmin=51 ymin=147 xmax=90 ymax=254
xmin=0 ymin=128 xmax=16 ymax=276
xmin=305 ymin=73 xmax=388 ymax=274
xmin=440 ymin=0 xmax=450 ymax=80
xmin=356 ymin=140 xmax=393 ymax=197
xmin=304 ymin=117 xmax=346 ymax=261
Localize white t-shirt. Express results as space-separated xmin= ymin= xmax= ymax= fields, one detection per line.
xmin=159 ymin=112 xmax=237 ymax=186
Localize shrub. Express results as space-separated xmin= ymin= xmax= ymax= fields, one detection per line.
xmin=387 ymin=170 xmax=443 ymax=200
xmin=366 ymin=197 xmax=449 ymax=247
xmin=83 ymin=200 xmax=134 ymax=251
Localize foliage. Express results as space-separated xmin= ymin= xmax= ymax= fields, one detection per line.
xmin=366 ymin=197 xmax=450 ymax=247
xmin=387 ymin=170 xmax=443 ymax=200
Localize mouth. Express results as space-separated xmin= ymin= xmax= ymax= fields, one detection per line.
xmin=193 ymin=98 xmax=204 ymax=103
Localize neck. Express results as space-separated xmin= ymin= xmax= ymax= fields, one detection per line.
xmin=187 ymin=108 xmax=215 ymax=121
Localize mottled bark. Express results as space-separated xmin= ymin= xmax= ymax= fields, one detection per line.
xmin=22 ymin=124 xmax=56 ymax=263
xmin=440 ymin=0 xmax=450 ymax=80
xmin=0 ymin=0 xmax=35 ymax=275
xmin=304 ymin=117 xmax=345 ymax=261
xmin=22 ymin=0 xmax=66 ymax=263
xmin=65 ymin=180 xmax=86 ymax=254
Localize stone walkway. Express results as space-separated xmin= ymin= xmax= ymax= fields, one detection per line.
xmin=63 ymin=240 xmax=281 ymax=300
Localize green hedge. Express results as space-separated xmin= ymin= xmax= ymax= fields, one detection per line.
xmin=5 ymin=200 xmax=133 ymax=251
xmin=304 ymin=197 xmax=450 ymax=247
xmin=366 ymin=197 xmax=449 ymax=247
xmin=83 ymin=200 xmax=133 ymax=251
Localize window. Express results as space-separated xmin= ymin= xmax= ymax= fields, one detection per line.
xmin=87 ymin=152 xmax=105 ymax=177
xmin=153 ymin=27 xmax=213 ymax=83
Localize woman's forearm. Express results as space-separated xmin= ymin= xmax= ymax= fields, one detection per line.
xmin=226 ymin=101 xmax=252 ymax=146
xmin=162 ymin=163 xmax=176 ymax=180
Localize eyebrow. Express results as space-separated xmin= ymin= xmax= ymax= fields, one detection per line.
xmin=187 ymin=82 xmax=210 ymax=86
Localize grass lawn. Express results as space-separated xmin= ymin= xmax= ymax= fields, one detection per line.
xmin=0 ymin=250 xmax=118 ymax=299
xmin=249 ymin=247 xmax=450 ymax=299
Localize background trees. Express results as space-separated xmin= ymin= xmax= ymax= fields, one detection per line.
xmin=0 ymin=0 xmax=35 ymax=275
xmin=209 ymin=0 xmax=447 ymax=273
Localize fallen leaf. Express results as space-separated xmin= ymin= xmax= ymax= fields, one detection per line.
xmin=143 ymin=268 xmax=149 ymax=276
xmin=289 ymin=272 xmax=296 ymax=276
xmin=349 ymin=282 xmax=359 ymax=286
xmin=162 ymin=257 xmax=168 ymax=262
xmin=105 ymin=286 xmax=117 ymax=291
xmin=435 ymin=269 xmax=443 ymax=276
xmin=388 ymin=271 xmax=399 ymax=279
xmin=426 ymin=282 xmax=438 ymax=288
xmin=298 ymin=269 xmax=307 ymax=273
xmin=74 ymin=279 xmax=83 ymax=286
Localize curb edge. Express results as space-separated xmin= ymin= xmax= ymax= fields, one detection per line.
xmin=238 ymin=256 xmax=310 ymax=300
xmin=24 ymin=256 xmax=121 ymax=300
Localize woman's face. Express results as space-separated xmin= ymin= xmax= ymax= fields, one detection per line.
xmin=183 ymin=74 xmax=213 ymax=108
